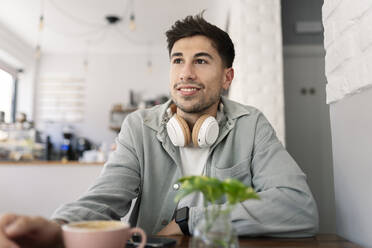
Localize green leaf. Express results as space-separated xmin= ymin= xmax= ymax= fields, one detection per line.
xmin=175 ymin=176 xmax=259 ymax=206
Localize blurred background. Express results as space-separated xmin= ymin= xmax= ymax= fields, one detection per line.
xmin=0 ymin=0 xmax=331 ymax=231
xmin=1 ymin=1 xmax=371 ymax=247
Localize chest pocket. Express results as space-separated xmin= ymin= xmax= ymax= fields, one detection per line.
xmin=211 ymin=157 xmax=252 ymax=185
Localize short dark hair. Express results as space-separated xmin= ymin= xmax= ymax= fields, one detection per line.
xmin=165 ymin=13 xmax=235 ymax=68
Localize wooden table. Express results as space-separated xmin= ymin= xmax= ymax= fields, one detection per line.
xmin=168 ymin=234 xmax=362 ymax=248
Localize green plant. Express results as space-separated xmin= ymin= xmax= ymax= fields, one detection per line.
xmin=175 ymin=175 xmax=259 ymax=206
xmin=175 ymin=176 xmax=260 ymax=247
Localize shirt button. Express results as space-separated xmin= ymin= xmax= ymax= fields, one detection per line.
xmin=161 ymin=220 xmax=168 ymax=225
xmin=173 ymin=183 xmax=180 ymax=191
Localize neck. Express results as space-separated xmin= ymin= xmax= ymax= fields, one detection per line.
xmin=176 ymin=101 xmax=219 ymax=130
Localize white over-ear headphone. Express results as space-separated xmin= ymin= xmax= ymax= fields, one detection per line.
xmin=166 ymin=104 xmax=219 ymax=148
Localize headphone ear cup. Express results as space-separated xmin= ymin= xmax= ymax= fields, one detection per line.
xmin=192 ymin=115 xmax=209 ymax=147
xmin=192 ymin=115 xmax=219 ymax=148
xmin=166 ymin=114 xmax=191 ymax=147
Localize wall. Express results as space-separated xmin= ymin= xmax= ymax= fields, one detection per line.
xmin=323 ymin=0 xmax=372 ymax=103
xmin=283 ymin=46 xmax=335 ymax=233
xmin=37 ymin=51 xmax=170 ymax=146
xmin=228 ymin=0 xmax=285 ymax=144
xmin=0 ymin=164 xmax=102 ymax=217
xmin=323 ymin=0 xmax=372 ymax=247
xmin=280 ymin=0 xmax=336 ymax=233
xmin=329 ymin=88 xmax=372 ymax=247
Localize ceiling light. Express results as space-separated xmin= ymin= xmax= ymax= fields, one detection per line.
xmin=129 ymin=13 xmax=136 ymax=31
xmin=39 ymin=15 xmax=44 ymax=31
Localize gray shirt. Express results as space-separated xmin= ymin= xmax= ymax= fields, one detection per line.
xmin=52 ymin=96 xmax=319 ymax=237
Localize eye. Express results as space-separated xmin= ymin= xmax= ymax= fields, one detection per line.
xmin=195 ymin=59 xmax=207 ymax=64
xmin=172 ymin=58 xmax=182 ymax=64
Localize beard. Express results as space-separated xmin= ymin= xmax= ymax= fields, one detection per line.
xmin=171 ymin=89 xmax=221 ymax=114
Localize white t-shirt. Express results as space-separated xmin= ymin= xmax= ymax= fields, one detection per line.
xmin=177 ymin=146 xmax=209 ymax=209
xmin=177 ymin=105 xmax=224 ymax=210
xmin=180 ymin=146 xmax=209 ymax=176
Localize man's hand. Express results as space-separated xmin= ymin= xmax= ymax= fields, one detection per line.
xmin=157 ymin=220 xmax=183 ymax=236
xmin=0 ymin=213 xmax=63 ymax=248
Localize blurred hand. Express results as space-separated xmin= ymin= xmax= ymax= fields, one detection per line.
xmin=157 ymin=219 xmax=182 ymax=236
xmin=0 ymin=213 xmax=63 ymax=248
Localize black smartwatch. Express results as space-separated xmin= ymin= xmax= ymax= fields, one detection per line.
xmin=175 ymin=207 xmax=190 ymax=236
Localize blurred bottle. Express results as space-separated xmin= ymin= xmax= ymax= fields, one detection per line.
xmin=75 ymin=137 xmax=92 ymax=160
xmin=0 ymin=111 xmax=5 ymax=123
xmin=45 ymin=135 xmax=53 ymax=161
xmin=61 ymin=126 xmax=76 ymax=161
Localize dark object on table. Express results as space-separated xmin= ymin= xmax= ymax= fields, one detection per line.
xmin=61 ymin=127 xmax=76 ymax=161
xmin=45 ymin=135 xmax=53 ymax=160
xmin=127 ymin=236 xmax=177 ymax=247
xmin=75 ymin=137 xmax=92 ymax=159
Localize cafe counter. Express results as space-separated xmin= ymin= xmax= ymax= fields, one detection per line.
xmin=0 ymin=160 xmax=104 ymax=166
xmin=0 ymin=161 xmax=104 ymax=218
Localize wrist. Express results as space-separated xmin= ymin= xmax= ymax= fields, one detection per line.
xmin=53 ymin=219 xmax=68 ymax=226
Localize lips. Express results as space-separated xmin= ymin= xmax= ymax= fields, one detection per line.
xmin=176 ymin=85 xmax=201 ymax=90
xmin=178 ymin=86 xmax=200 ymax=91
xmin=175 ymin=84 xmax=199 ymax=96
xmin=174 ymin=82 xmax=204 ymax=96
xmin=178 ymin=87 xmax=199 ymax=96
xmin=175 ymin=82 xmax=203 ymax=90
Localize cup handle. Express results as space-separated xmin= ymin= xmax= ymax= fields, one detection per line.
xmin=129 ymin=227 xmax=147 ymax=248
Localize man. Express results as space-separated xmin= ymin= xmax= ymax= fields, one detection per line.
xmin=0 ymin=14 xmax=318 ymax=248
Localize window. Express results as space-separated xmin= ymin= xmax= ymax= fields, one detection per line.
xmin=0 ymin=68 xmax=15 ymax=123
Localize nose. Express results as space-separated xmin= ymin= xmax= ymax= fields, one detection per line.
xmin=179 ymin=63 xmax=196 ymax=82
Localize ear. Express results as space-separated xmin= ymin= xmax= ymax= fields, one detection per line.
xmin=222 ymin=68 xmax=234 ymax=90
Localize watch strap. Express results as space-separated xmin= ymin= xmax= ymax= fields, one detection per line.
xmin=175 ymin=207 xmax=191 ymax=236
xmin=178 ymin=218 xmax=190 ymax=236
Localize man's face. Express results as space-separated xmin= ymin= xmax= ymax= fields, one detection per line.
xmin=169 ymin=35 xmax=233 ymax=114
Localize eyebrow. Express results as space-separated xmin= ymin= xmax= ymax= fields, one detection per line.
xmin=170 ymin=52 xmax=214 ymax=60
xmin=194 ymin=52 xmax=213 ymax=60
xmin=171 ymin=52 xmax=183 ymax=58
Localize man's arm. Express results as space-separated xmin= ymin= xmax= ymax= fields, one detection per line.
xmin=189 ymin=113 xmax=319 ymax=237
xmin=51 ymin=114 xmax=142 ymax=223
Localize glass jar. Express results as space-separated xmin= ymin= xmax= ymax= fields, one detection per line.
xmin=191 ymin=206 xmax=239 ymax=248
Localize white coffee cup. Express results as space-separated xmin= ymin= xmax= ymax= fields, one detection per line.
xmin=62 ymin=220 xmax=147 ymax=248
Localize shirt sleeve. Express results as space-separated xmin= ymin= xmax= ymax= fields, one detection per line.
xmin=51 ymin=115 xmax=142 ymax=222
xmin=189 ymin=113 xmax=319 ymax=237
